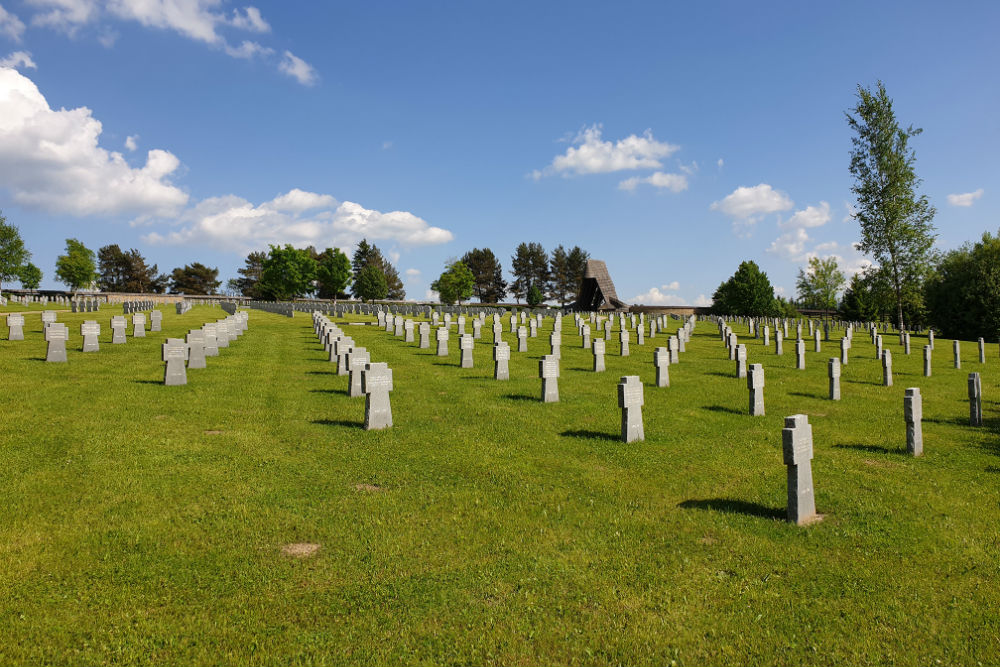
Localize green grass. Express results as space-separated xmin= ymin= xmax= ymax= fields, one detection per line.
xmin=1 ymin=305 xmax=998 ymax=665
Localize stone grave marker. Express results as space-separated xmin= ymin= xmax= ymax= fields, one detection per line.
xmin=795 ymin=339 xmax=805 ymax=370
xmin=618 ymin=376 xmax=644 ymax=443
xmin=362 ymin=362 xmax=393 ymax=430
xmin=460 ymin=334 xmax=474 ymax=368
xmin=774 ymin=329 xmax=783 ymax=356
xmin=111 ymin=316 xmax=127 ymax=344
xmin=593 ymin=338 xmax=606 ymax=372
xmin=654 ymin=347 xmax=669 ymax=387
xmin=162 ymin=338 xmax=187 ymax=385
xmin=150 ymin=310 xmax=162 ymax=332
xmin=581 ymin=324 xmax=590 ymax=349
xmin=748 ymin=364 xmax=765 ymax=416
xmin=827 ymin=357 xmax=841 ymax=400
xmin=348 ymin=347 xmax=371 ymax=397
xmin=736 ymin=343 xmax=747 ymax=378
xmin=978 ymin=337 xmax=986 ymax=364
xmin=539 ymin=355 xmax=560 ymax=402
xmin=923 ymin=344 xmax=931 ymax=377
xmin=45 ymin=323 xmax=68 ymax=362
xmin=436 ymin=327 xmax=449 ymax=356
xmin=81 ymin=320 xmax=100 ymax=352
xmin=7 ymin=313 xmax=24 ymax=340
xmin=968 ymin=372 xmax=982 ymax=426
xmin=619 ymin=329 xmax=629 ymax=357
xmin=782 ymin=414 xmax=817 ymax=525
xmin=186 ymin=331 xmax=206 ymax=369
xmin=419 ymin=322 xmax=431 ymax=349
xmin=904 ymin=387 xmax=923 ymax=456
xmin=404 ymin=319 xmax=415 ymax=343
xmin=41 ymin=310 xmax=57 ymax=326
xmin=882 ymin=350 xmax=893 ymax=387
xmin=132 ymin=313 xmax=146 ymax=338
xmin=493 ymin=341 xmax=510 ymax=380
xmin=953 ymin=340 xmax=961 ymax=369
xmin=840 ymin=337 xmax=849 ymax=365
xmin=551 ymin=331 xmax=562 ymax=359
xmin=517 ymin=327 xmax=528 ymax=353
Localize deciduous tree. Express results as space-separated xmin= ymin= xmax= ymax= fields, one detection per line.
xmin=795 ymin=256 xmax=846 ymax=310
xmin=316 ymin=247 xmax=352 ymax=300
xmin=431 ymin=260 xmax=475 ymax=305
xmin=0 ymin=212 xmax=30 ymax=287
xmin=169 ymin=262 xmax=221 ymax=295
xmin=257 ymin=244 xmax=317 ymax=300
xmin=55 ymin=238 xmax=97 ymax=291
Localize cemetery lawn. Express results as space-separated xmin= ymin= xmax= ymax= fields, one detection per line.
xmin=2 ymin=305 xmax=999 ymax=666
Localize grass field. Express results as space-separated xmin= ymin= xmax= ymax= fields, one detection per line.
xmin=1 ymin=305 xmax=997 ymax=665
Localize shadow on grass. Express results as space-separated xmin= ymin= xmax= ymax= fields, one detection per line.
xmin=833 ymin=443 xmax=899 ymax=454
xmin=678 ymin=498 xmax=784 ymax=520
xmin=305 ymin=370 xmax=334 ymax=375
xmin=431 ymin=362 xmax=460 ymax=367
xmin=309 ymin=388 xmax=345 ymax=395
xmin=788 ymin=391 xmax=822 ymax=399
xmin=504 ymin=393 xmax=538 ymax=402
xmin=844 ymin=378 xmax=883 ymax=387
xmin=985 ymin=466 xmax=1000 ymax=474
xmin=703 ymin=405 xmax=743 ymax=415
xmin=311 ymin=419 xmax=362 ymax=429
xmin=706 ymin=371 xmax=737 ymax=378
xmin=561 ymin=429 xmax=618 ymax=442
xmin=924 ymin=416 xmax=971 ymax=426
xmin=134 ymin=379 xmax=163 ymax=385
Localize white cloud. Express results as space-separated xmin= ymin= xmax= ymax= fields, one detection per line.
xmin=780 ymin=201 xmax=830 ymax=229
xmin=842 ymin=201 xmax=856 ymax=222
xmin=630 ymin=286 xmax=680 ymax=305
xmin=278 ymin=49 xmax=317 ymax=86
xmin=28 ymin=0 xmax=99 ymax=33
xmin=405 ymin=268 xmax=420 ymax=278
xmin=533 ymin=124 xmax=679 ymax=179
xmin=693 ymin=294 xmax=711 ymax=307
xmin=143 ymin=190 xmax=453 ymax=254
xmin=227 ymin=6 xmax=268 ymax=33
xmin=224 ymin=39 xmax=272 ymax=59
xmin=382 ymin=140 xmax=392 ymax=150
xmin=124 ymin=134 xmax=138 ymax=151
xmin=618 ymin=171 xmax=688 ymax=193
xmin=0 ymin=50 xmax=36 ymax=69
xmin=774 ymin=286 xmax=786 ymax=297
xmin=947 ymin=189 xmax=983 ymax=207
xmin=711 ymin=183 xmax=794 ymax=224
xmin=0 ymin=4 xmax=25 ymax=41
xmin=663 ymin=280 xmax=680 ymax=291
xmin=424 ymin=288 xmax=439 ymax=303
xmin=717 ymin=158 xmax=724 ymax=170
xmin=0 ymin=68 xmax=188 ymax=216
xmin=263 ymin=187 xmax=335 ymax=213
xmin=766 ymin=227 xmax=810 ymax=262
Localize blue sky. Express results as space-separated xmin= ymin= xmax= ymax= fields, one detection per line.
xmin=0 ymin=0 xmax=997 ymax=304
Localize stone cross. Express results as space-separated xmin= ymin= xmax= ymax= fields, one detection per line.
xmin=654 ymin=347 xmax=670 ymax=387
xmin=111 ymin=316 xmax=127 ymax=344
xmin=828 ymin=357 xmax=841 ymax=400
xmin=882 ymin=350 xmax=893 ymax=386
xmin=539 ymin=354 xmax=560 ymax=402
xmin=348 ymin=347 xmax=371 ymax=397
xmin=162 ymin=338 xmax=187 ymax=385
xmin=762 ymin=326 xmax=770 ymax=348
xmin=929 ymin=329 xmax=935 ymax=349
xmin=150 ymin=310 xmax=162 ymax=332
xmin=619 ymin=330 xmax=629 ymax=357
xmin=216 ymin=320 xmax=232 ymax=348
xmin=923 ymin=344 xmax=931 ymax=377
xmin=904 ymin=387 xmax=923 ymax=456
xmin=492 ymin=321 xmax=503 ymax=345
xmin=551 ymin=331 xmax=562 ymax=359
xmin=636 ymin=326 xmax=644 ymax=346
xmin=978 ymin=337 xmax=986 ymax=364
xmin=782 ymin=414 xmax=817 ymax=525
xmin=436 ymin=327 xmax=449 ymax=356
xmin=581 ymin=324 xmax=590 ymax=349
xmin=516 ymin=326 xmax=527 ymax=352
xmin=493 ymin=341 xmax=510 ymax=380
xmin=45 ymin=323 xmax=68 ymax=362
xmin=774 ymin=329 xmax=783 ymax=356
xmin=875 ymin=334 xmax=883 ymax=360
xmin=132 ymin=313 xmax=146 ymax=338
xmin=813 ymin=329 xmax=821 ymax=353
xmin=618 ymin=375 xmax=644 ymax=443
xmin=362 ymin=362 xmax=393 ymax=430
xmin=953 ymin=340 xmax=961 ymax=369
xmin=529 ymin=319 xmax=538 ymax=338
xmin=903 ymin=332 xmax=911 ymax=355
xmin=419 ymin=322 xmax=431 ymax=349
xmin=748 ymin=364 xmax=765 ymax=416
xmin=404 ymin=319 xmax=415 ymax=343
xmin=472 ymin=319 xmax=482 ymax=340
xmin=394 ymin=316 xmax=404 ymax=337
xmin=186 ymin=331 xmax=206 ymax=369
xmin=592 ymin=338 xmax=606 ymax=372
xmin=460 ymin=334 xmax=474 ymax=368
xmin=457 ymin=316 xmax=465 ymax=336
xmin=735 ymin=344 xmax=747 ymax=378
xmin=668 ymin=335 xmax=679 ymax=364
xmin=968 ymin=372 xmax=983 ymax=426
xmin=7 ymin=313 xmax=24 ymax=340
xmin=336 ymin=337 xmax=355 ymax=376
xmin=80 ymin=321 xmax=100 ymax=352
xmin=41 ymin=311 xmax=57 ymax=325
xmin=202 ymin=324 xmax=219 ymax=357
xmin=795 ymin=339 xmax=805 ymax=370
xmin=604 ymin=320 xmax=613 ymax=341
xmin=840 ymin=337 xmax=849 ymax=366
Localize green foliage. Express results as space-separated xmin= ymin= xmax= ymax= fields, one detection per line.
xmin=511 ymin=242 xmax=549 ymax=304
xmin=847 ymin=80 xmax=936 ymax=328
xmin=547 ymin=245 xmax=589 ymax=306
xmin=773 ymin=296 xmax=800 ymax=318
xmin=711 ymin=260 xmax=776 ymax=316
xmin=97 ymin=244 xmax=167 ymax=293
xmin=431 ymin=260 xmax=475 ymax=305
xmin=0 ymin=212 xmax=30 ymax=285
xmin=924 ymin=230 xmax=1000 ymax=340
xmin=55 ymin=238 xmax=97 ymax=291
xmin=526 ymin=283 xmax=544 ymax=307
xmin=354 ymin=263 xmax=388 ymax=302
xmin=795 ymin=256 xmax=846 ymax=310
xmin=315 ymin=247 xmax=352 ymax=300
xmin=351 ymin=239 xmax=404 ymax=300
xmin=169 ymin=262 xmax=221 ymax=295
xmin=460 ymin=247 xmax=507 ymax=302
xmin=839 ymin=267 xmax=926 ymax=326
xmin=566 ymin=245 xmax=589 ymax=303
xmin=16 ymin=262 xmax=42 ymax=290
xmin=257 ymin=245 xmax=317 ymax=300
xmin=230 ymin=251 xmax=267 ymax=299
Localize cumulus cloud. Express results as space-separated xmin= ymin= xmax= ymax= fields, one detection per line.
xmin=0 ymin=68 xmax=188 ymax=216
xmin=842 ymin=201 xmax=856 ymax=222
xmin=0 ymin=50 xmax=36 ymax=69
xmin=27 ymin=1 xmax=310 ymax=81
xmin=630 ymin=285 xmax=682 ymax=305
xmin=405 ymin=268 xmax=420 ymax=278
xmin=533 ymin=124 xmax=679 ymax=179
xmin=0 ymin=5 xmax=26 ymax=41
xmin=717 ymin=158 xmax=724 ymax=170
xmin=711 ymin=183 xmax=794 ymax=225
xmin=124 ymin=134 xmax=138 ymax=151
xmin=619 ymin=171 xmax=688 ymax=193
xmin=143 ymin=190 xmax=453 ymax=254
xmin=278 ymin=49 xmax=317 ymax=86
xmin=780 ymin=201 xmax=831 ymax=228
xmin=693 ymin=294 xmax=711 ymax=307
xmin=766 ymin=227 xmax=810 ymax=262
xmin=947 ymin=189 xmax=983 ymax=207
